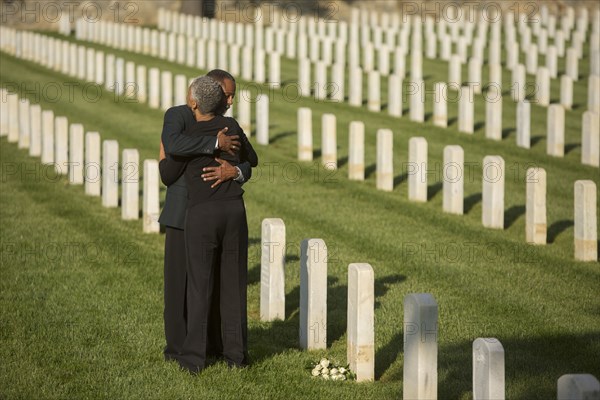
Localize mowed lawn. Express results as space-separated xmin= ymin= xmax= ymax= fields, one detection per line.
xmin=1 ymin=27 xmax=599 ymax=399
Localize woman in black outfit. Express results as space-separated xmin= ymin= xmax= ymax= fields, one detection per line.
xmin=160 ymin=76 xmax=258 ymax=373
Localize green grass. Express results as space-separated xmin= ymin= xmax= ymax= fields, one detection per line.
xmin=1 ymin=27 xmax=599 ymax=399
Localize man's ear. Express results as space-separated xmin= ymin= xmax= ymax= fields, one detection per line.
xmin=190 ymin=100 xmax=198 ymax=110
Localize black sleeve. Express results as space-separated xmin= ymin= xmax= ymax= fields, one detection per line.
xmin=162 ymin=107 xmax=218 ymax=156
xmin=239 ymin=131 xmax=259 ymax=167
xmin=238 ymin=161 xmax=251 ymax=182
xmin=159 ymin=157 xmax=187 ymax=186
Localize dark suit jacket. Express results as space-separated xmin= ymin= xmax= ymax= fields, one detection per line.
xmin=158 ymin=105 xmax=252 ymax=230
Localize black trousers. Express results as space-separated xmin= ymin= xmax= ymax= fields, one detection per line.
xmin=163 ymin=226 xmax=222 ymax=360
xmin=176 ymin=198 xmax=249 ymax=371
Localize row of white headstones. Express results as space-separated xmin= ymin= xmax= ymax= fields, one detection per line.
xmin=66 ymin=10 xmax=600 ymax=168
xmin=295 ymin=107 xmax=598 ymax=261
xmin=0 ymin=88 xmax=161 ymax=233
xmin=155 ymin=6 xmax=599 ymax=70
xmin=0 ymin=27 xmax=279 ymax=229
xmin=154 ymin=6 xmax=599 ymax=90
xmin=72 ymin=18 xmax=283 ymax=87
xmin=1 ymin=89 xmax=598 ymax=397
xmin=1 ymin=25 xmax=597 ymax=261
xmin=3 ymin=14 xmax=599 ymax=399
xmin=0 ymin=27 xmax=272 ymax=144
xmin=258 ymin=220 xmax=600 ymax=397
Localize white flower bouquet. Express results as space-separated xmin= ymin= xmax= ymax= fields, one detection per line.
xmin=307 ymin=358 xmax=356 ymax=381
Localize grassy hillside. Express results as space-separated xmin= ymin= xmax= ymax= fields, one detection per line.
xmin=0 ymin=28 xmax=598 ymax=399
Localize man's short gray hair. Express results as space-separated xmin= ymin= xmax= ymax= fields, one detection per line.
xmin=189 ymin=76 xmax=224 ymax=115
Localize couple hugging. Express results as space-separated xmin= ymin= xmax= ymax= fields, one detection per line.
xmin=158 ymin=70 xmax=258 ymax=374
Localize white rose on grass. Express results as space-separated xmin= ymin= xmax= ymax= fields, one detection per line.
xmin=330 ymin=368 xmax=338 ymax=375
xmin=321 ymin=368 xmax=329 ymax=375
xmin=340 ymin=375 xmax=347 ymax=381
xmin=311 ymin=368 xmax=320 ymax=376
xmin=319 ymin=358 xmax=330 ymax=368
xmin=314 ymin=364 xmax=322 ymax=372
xmin=339 ymin=367 xmax=346 ymax=374
xmin=323 ymin=374 xmax=330 ymax=380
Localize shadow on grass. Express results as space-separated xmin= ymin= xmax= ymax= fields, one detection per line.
xmin=464 ymin=192 xmax=482 ymax=214
xmin=365 ymin=163 xmax=376 ymax=179
xmin=502 ymin=127 xmax=515 ymax=139
xmin=338 ymin=156 xmax=349 ymax=168
xmin=379 ymin=333 xmax=600 ymax=399
xmin=270 ymin=131 xmax=295 ymax=144
xmin=531 ymin=135 xmax=544 ymax=147
xmin=505 ymin=205 xmax=526 ymax=229
xmin=547 ymin=219 xmax=574 ymax=243
xmin=565 ymin=143 xmax=581 ymax=154
xmin=474 ymin=121 xmax=485 ymax=132
xmin=427 ymin=182 xmax=443 ymax=200
xmin=394 ymin=173 xmax=408 ymax=188
xmin=249 ymin=274 xmax=406 ymax=364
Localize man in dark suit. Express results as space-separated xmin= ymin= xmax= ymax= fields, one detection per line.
xmin=159 ymin=70 xmax=253 ymax=362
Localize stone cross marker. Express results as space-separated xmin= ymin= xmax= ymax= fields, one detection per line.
xmin=574 ymin=181 xmax=598 ymax=262
xmin=299 ymin=239 xmax=327 ymax=350
xmin=526 ymin=167 xmax=547 ymax=245
xmin=260 ymin=218 xmax=286 ymax=321
xmin=347 ymin=263 xmax=374 ymax=383
xmin=404 ymin=293 xmax=438 ymax=400
xmin=482 ymin=156 xmax=505 ymax=229
xmin=473 ymin=338 xmax=505 ymax=400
